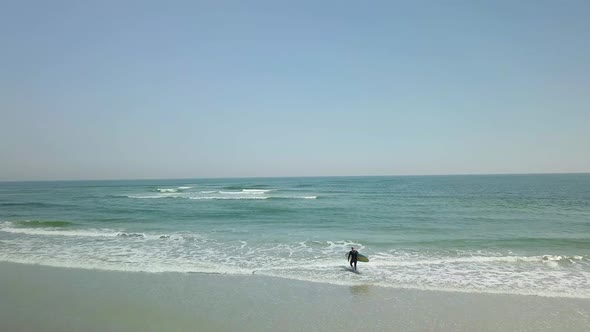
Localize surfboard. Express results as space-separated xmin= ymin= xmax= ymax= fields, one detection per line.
xmin=345 ymin=252 xmax=369 ymax=262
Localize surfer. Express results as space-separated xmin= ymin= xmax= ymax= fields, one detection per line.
xmin=347 ymin=247 xmax=358 ymax=271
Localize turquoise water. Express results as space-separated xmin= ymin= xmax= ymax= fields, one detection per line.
xmin=1 ymin=174 xmax=589 ymax=297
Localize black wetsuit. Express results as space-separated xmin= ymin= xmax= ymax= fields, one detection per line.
xmin=348 ymin=250 xmax=358 ymax=270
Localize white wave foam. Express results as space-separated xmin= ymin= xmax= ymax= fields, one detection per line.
xmin=219 ymin=191 xmax=258 ymax=195
xmin=189 ymin=196 xmax=269 ymax=200
xmin=2 ymin=250 xmax=586 ymax=298
xmin=177 ymin=186 xmax=192 ymax=190
xmin=157 ymin=188 xmax=178 ymax=193
xmin=126 ymin=191 xmax=316 ymax=200
xmin=1 ymin=232 xmax=588 ymax=298
xmin=116 ymin=232 xmax=145 ymax=238
xmin=0 ymin=224 xmax=197 ymax=241
xmin=0 ymin=227 xmax=121 ymax=238
xmin=254 ymin=270 xmax=590 ymax=299
xmin=268 ymin=196 xmax=317 ymax=200
xmin=365 ymin=254 xmax=542 ymax=267
xmin=541 ymin=254 xmax=585 ymax=262
xmin=218 ymin=190 xmax=273 ymax=195
xmin=0 ymin=255 xmax=251 ymax=275
xmin=242 ymin=189 xmax=272 ymax=193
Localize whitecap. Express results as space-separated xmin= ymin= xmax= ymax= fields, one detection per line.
xmin=157 ymin=188 xmax=178 ymax=193
xmin=0 ymin=227 xmax=121 ymax=238
xmin=189 ymin=196 xmax=269 ymax=200
xmin=116 ymin=232 xmax=145 ymax=238
xmin=242 ymin=189 xmax=273 ymax=193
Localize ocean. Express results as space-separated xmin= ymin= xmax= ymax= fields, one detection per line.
xmin=1 ymin=174 xmax=589 ymax=298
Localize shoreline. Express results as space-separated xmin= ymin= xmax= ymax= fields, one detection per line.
xmin=1 ymin=262 xmax=589 ymax=331
xmin=1 ymin=255 xmax=587 ymax=300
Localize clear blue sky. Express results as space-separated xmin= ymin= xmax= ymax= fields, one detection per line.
xmin=1 ymin=1 xmax=589 ymax=180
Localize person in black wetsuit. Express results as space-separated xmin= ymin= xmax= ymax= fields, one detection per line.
xmin=347 ymin=247 xmax=358 ymax=271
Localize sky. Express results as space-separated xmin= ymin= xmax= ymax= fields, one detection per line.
xmin=1 ymin=0 xmax=589 ymax=181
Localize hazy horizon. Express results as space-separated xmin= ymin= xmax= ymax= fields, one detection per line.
xmin=1 ymin=171 xmax=589 ymax=183
xmin=2 ymin=1 xmax=589 ymax=181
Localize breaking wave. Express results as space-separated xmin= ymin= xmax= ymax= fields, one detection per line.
xmin=189 ymin=196 xmax=269 ymax=200
xmin=156 ymin=188 xmax=178 ymax=193
xmin=1 ymin=225 xmax=588 ymax=298
xmin=0 ymin=223 xmax=197 ymax=241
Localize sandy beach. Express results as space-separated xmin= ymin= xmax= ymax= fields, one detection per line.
xmin=1 ymin=262 xmax=588 ymax=332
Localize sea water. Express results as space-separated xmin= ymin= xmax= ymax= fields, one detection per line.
xmin=1 ymin=174 xmax=589 ymax=298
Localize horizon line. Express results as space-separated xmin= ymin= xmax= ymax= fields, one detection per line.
xmin=1 ymin=171 xmax=589 ymax=183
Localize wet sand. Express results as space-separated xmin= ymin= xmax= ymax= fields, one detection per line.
xmin=1 ymin=262 xmax=588 ymax=331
